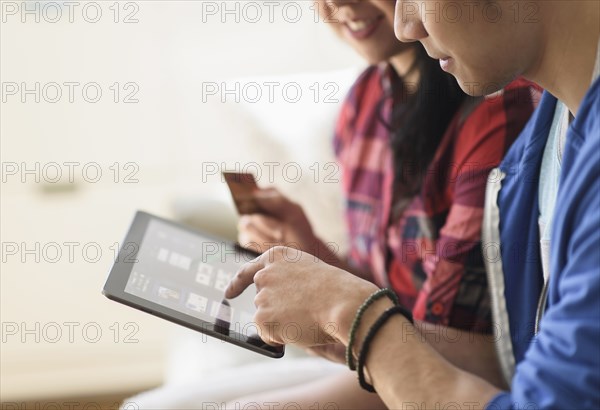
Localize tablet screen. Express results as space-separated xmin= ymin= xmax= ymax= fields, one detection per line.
xmin=123 ymin=218 xmax=260 ymax=338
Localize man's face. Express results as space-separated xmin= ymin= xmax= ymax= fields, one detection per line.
xmin=394 ymin=0 xmax=543 ymax=95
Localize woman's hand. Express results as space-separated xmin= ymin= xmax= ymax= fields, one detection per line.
xmin=237 ymin=188 xmax=340 ymax=265
xmin=225 ymin=246 xmax=378 ymax=348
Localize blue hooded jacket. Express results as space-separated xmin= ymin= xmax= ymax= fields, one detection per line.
xmin=487 ymin=78 xmax=600 ymax=408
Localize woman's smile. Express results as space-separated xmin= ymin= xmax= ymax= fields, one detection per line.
xmin=343 ymin=15 xmax=385 ymax=40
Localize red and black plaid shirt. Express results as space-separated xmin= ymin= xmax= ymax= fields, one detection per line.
xmin=334 ymin=64 xmax=540 ymax=331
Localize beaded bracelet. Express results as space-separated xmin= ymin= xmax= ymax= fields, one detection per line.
xmin=346 ymin=288 xmax=399 ymax=371
xmin=357 ymin=305 xmax=414 ymax=393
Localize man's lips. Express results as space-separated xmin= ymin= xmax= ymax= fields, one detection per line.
xmin=439 ymin=57 xmax=452 ymax=72
xmin=423 ymin=47 xmax=453 ymax=72
xmin=427 ymin=51 xmax=450 ymax=61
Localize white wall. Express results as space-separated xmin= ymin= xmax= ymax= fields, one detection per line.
xmin=0 ymin=0 xmax=363 ymax=401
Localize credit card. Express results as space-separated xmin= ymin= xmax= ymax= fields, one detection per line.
xmin=223 ymin=172 xmax=260 ymax=215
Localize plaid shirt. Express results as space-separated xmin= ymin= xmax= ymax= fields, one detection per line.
xmin=334 ymin=64 xmax=540 ymax=331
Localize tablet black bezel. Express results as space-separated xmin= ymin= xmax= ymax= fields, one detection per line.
xmin=102 ymin=210 xmax=284 ymax=358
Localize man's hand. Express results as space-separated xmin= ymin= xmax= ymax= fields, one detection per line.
xmin=225 ymin=246 xmax=377 ymax=348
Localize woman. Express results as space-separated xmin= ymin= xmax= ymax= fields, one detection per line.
xmin=226 ymin=0 xmax=600 ymax=408
xmin=228 ymin=0 xmax=537 ymax=407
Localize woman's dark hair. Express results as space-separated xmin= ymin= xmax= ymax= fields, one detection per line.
xmin=381 ymin=43 xmax=467 ymax=206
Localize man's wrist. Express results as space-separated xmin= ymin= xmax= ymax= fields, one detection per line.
xmin=325 ymin=283 xmax=388 ymax=347
xmin=350 ymin=297 xmax=396 ymax=358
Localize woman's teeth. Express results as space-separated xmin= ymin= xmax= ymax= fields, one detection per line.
xmin=347 ymin=18 xmax=375 ymax=32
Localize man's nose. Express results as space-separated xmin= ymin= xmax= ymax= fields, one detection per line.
xmin=394 ymin=0 xmax=428 ymax=42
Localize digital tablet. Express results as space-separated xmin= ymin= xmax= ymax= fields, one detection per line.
xmin=102 ymin=211 xmax=284 ymax=358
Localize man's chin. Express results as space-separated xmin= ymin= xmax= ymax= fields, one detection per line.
xmin=441 ymin=68 xmax=485 ymax=96
xmin=456 ymin=78 xmax=507 ymax=97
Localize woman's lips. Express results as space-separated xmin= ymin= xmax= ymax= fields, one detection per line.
xmin=344 ymin=16 xmax=384 ymax=40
